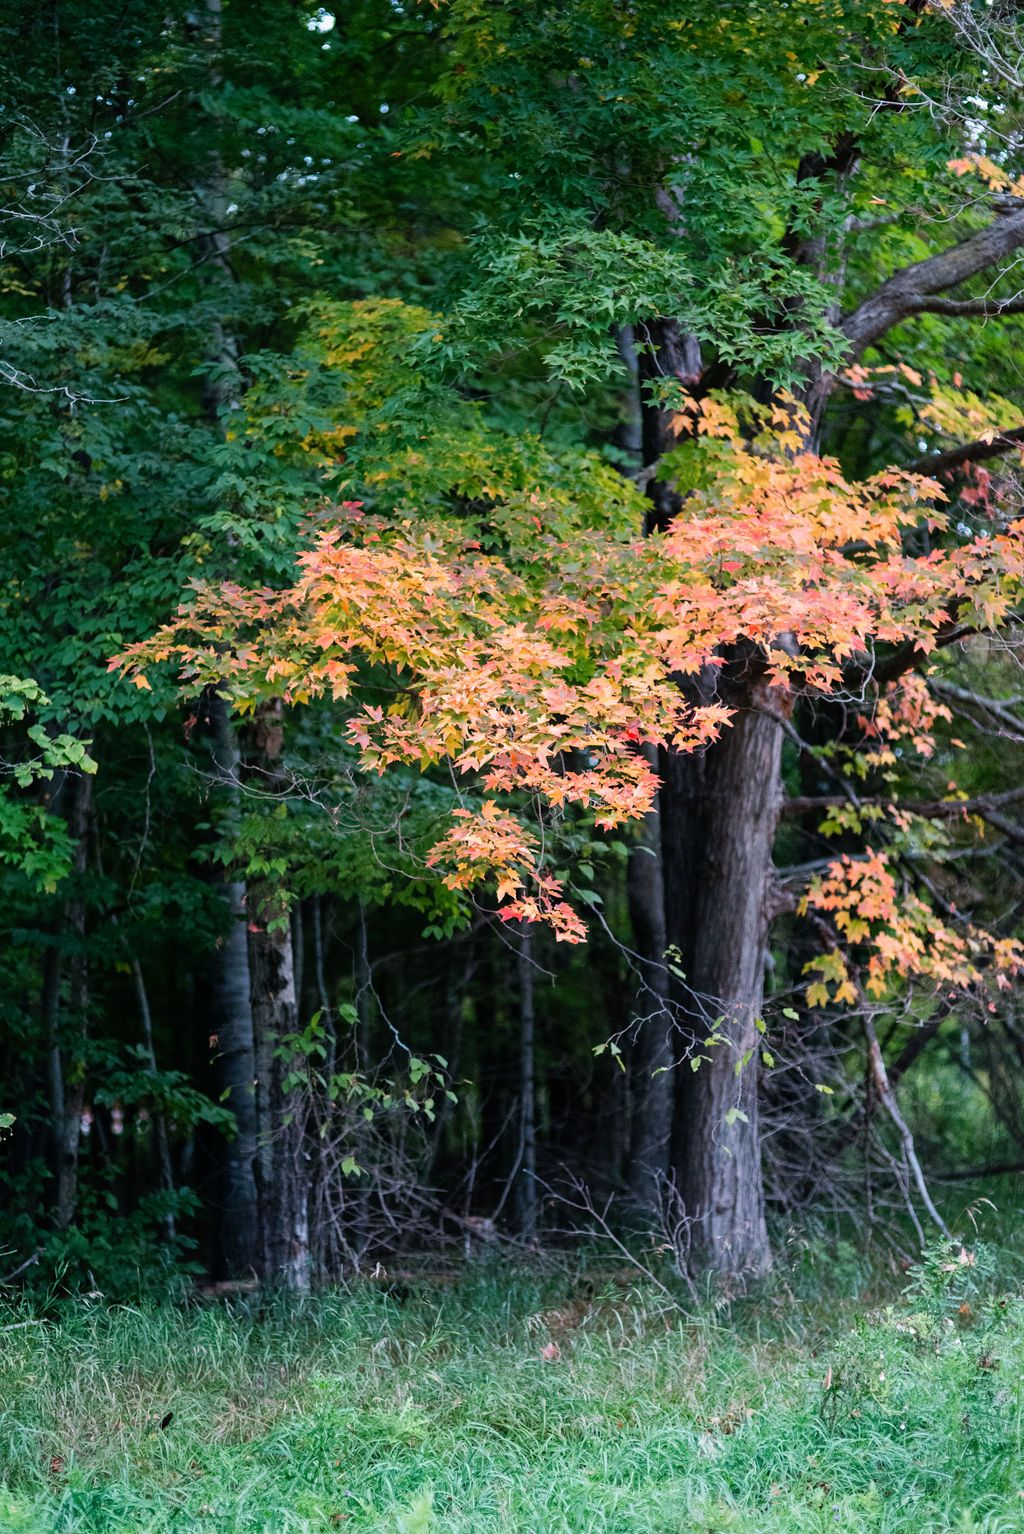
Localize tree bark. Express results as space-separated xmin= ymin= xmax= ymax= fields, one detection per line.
xmin=190 ymin=0 xmax=306 ymax=1284
xmin=242 ymin=697 xmax=310 ymax=1290
xmin=199 ymin=689 xmax=259 ymax=1278
xmin=635 ymin=307 xmax=778 ymax=1279
xmin=660 ymin=679 xmax=781 ymax=1279
xmin=248 ymin=904 xmax=310 ymax=1289
xmin=514 ymin=926 xmax=538 ymax=1238
xmin=51 ymin=770 xmax=92 ymax=1231
xmin=842 ymin=205 xmax=1024 ymax=356
xmin=626 ymin=750 xmax=673 ymax=1217
xmin=636 ymin=317 xmax=701 ymax=531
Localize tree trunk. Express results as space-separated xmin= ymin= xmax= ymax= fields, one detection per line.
xmin=249 ymin=906 xmax=310 ymax=1288
xmin=190 ymin=4 xmax=307 ymax=1284
xmin=198 ymin=689 xmax=260 ymax=1277
xmin=635 ymin=314 xmax=778 ymax=1280
xmin=131 ymin=957 xmax=177 ymax=1241
xmin=626 ymin=751 xmax=673 ymax=1218
xmin=242 ymin=698 xmax=310 ymax=1290
xmin=514 ymin=926 xmax=538 ymax=1238
xmin=52 ymin=770 xmax=92 ymax=1231
xmin=660 ymin=685 xmax=781 ymax=1279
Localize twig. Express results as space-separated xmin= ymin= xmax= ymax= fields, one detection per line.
xmin=0 ymin=1250 xmax=41 ymax=1285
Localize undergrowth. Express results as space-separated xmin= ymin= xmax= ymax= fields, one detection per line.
xmin=0 ymin=1237 xmax=1023 ymax=1532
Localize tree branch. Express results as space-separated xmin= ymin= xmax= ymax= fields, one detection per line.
xmin=930 ymin=678 xmax=1024 ymax=738
xmin=935 ymin=1160 xmax=1024 ymax=1182
xmin=906 ymin=425 xmax=1024 ymax=477
xmin=844 ymin=623 xmax=976 ymax=690
xmin=903 ymin=292 xmax=1024 ymax=319
xmin=864 ymin=1012 xmax=950 ymax=1239
xmin=842 ymin=206 xmax=1024 ymax=355
xmin=784 ymin=782 xmax=1024 ymax=820
xmin=784 ymin=783 xmax=1024 ymax=846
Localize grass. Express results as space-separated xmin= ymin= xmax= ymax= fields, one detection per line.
xmin=1 ymin=1240 xmax=1023 ymax=1532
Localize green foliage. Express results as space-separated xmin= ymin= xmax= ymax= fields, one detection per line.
xmin=0 ymin=678 xmax=96 ymax=893
xmin=39 ymin=1192 xmax=202 ymax=1302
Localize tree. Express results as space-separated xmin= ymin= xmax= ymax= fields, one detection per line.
xmin=122 ymin=334 xmax=1024 ymax=1276
xmin=394 ymin=0 xmax=1024 ymax=1275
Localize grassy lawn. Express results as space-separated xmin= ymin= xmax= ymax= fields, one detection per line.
xmin=1 ymin=1246 xmax=1023 ymax=1533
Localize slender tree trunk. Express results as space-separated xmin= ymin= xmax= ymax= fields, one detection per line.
xmin=242 ymin=698 xmax=310 ymax=1290
xmin=187 ymin=0 xmax=262 ymax=1281
xmin=309 ymin=893 xmax=334 ymax=1079
xmin=425 ymin=928 xmax=476 ymax=1178
xmin=191 ymin=2 xmax=307 ymax=1284
xmin=248 ymin=912 xmax=309 ymax=1288
xmin=614 ymin=330 xmax=675 ymax=1218
xmin=200 ymin=690 xmax=259 ymax=1277
xmin=42 ymin=940 xmax=64 ymax=1209
xmin=130 ymin=957 xmax=177 ymax=1242
xmin=626 ymin=769 xmax=674 ymax=1217
xmin=53 ymin=771 xmax=92 ymax=1231
xmin=514 ymin=926 xmax=538 ymax=1238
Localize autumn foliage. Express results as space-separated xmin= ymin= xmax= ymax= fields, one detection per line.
xmin=118 ymin=383 xmax=1024 ymax=995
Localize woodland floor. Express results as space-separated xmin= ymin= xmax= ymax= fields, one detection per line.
xmin=1 ymin=1244 xmax=1023 ymax=1534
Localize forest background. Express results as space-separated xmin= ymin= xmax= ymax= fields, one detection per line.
xmin=4 ymin=0 xmax=1024 ymax=1304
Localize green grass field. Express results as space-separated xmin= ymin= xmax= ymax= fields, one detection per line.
xmin=1 ymin=1240 xmax=1023 ymax=1533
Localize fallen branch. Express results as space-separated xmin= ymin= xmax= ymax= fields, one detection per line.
xmin=864 ymin=1013 xmax=950 ymax=1240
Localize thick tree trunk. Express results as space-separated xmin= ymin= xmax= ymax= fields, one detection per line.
xmin=660 ymin=686 xmax=781 ymax=1279
xmin=635 ymin=314 xmax=779 ymax=1280
xmin=636 ymin=317 xmax=702 ymax=532
xmin=242 ymin=698 xmax=310 ymax=1290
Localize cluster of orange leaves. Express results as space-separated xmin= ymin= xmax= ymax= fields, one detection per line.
xmin=802 ymin=852 xmax=1021 ymax=1005
xmin=859 ymin=670 xmax=955 ymax=764
xmin=116 ymin=394 xmax=1024 ymax=996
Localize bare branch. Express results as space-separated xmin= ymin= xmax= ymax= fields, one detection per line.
xmin=784 ymin=782 xmax=1024 ymax=821
xmin=902 ymin=292 xmax=1024 ymax=319
xmin=930 ymin=677 xmax=1024 ymax=738
xmin=864 ymin=1013 xmax=950 ymax=1239
xmin=846 ymin=622 xmax=976 ymax=689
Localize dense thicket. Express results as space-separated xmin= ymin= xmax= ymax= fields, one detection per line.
xmin=4 ymin=0 xmax=1024 ymax=1294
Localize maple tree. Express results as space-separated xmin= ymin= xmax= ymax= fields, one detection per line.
xmin=120 ymin=357 xmax=1024 ymax=996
